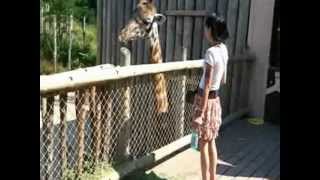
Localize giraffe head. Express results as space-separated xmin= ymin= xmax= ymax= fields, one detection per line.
xmin=118 ymin=0 xmax=166 ymax=44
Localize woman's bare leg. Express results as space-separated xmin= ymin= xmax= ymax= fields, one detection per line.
xmin=200 ymin=139 xmax=210 ymax=180
xmin=208 ymin=139 xmax=218 ymax=180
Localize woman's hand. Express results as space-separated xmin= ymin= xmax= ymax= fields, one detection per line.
xmin=192 ymin=112 xmax=203 ymax=130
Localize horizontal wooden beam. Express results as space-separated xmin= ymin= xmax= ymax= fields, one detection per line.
xmin=41 ymin=60 xmax=204 ymax=95
xmin=40 ymin=51 xmax=255 ymax=95
xmin=165 ymin=10 xmax=208 ymax=17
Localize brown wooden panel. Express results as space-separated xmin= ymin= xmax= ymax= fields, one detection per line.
xmin=192 ymin=0 xmax=205 ymax=60
xmin=165 ymin=10 xmax=208 ymax=16
xmin=165 ymin=0 xmax=177 ymax=62
xmin=182 ymin=0 xmax=195 ymax=60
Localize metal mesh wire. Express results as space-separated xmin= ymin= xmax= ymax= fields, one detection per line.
xmin=40 ymin=69 xmax=202 ymax=180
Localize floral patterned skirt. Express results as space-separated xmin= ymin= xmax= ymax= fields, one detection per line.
xmin=192 ymin=93 xmax=222 ymax=141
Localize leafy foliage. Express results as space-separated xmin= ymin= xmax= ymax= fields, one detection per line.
xmin=40 ymin=0 xmax=97 ymax=75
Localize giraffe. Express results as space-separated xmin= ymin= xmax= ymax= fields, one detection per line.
xmin=119 ymin=0 xmax=168 ymax=113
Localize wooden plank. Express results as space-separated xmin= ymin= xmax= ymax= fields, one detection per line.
xmin=165 ymin=10 xmax=208 ymax=16
xmin=143 ymin=39 xmax=150 ymax=64
xmin=59 ymin=94 xmax=68 ymax=173
xmin=232 ymin=143 xmax=279 ymax=178
xmin=174 ymin=0 xmax=185 ymax=61
xmin=110 ymin=0 xmax=117 ymax=64
xmin=40 ymin=60 xmax=204 ymax=94
xmin=192 ymin=0 xmax=205 ymax=59
xmin=124 ymin=0 xmax=132 ymax=23
xmin=131 ymin=0 xmax=138 ymax=65
xmin=217 ymin=137 xmax=265 ymax=176
xmin=233 ymin=0 xmax=250 ymax=111
xmin=137 ymin=39 xmax=145 ymax=64
xmin=41 ymin=58 xmax=252 ymax=94
xmin=235 ymin=0 xmax=250 ymax=55
xmin=100 ymin=86 xmax=113 ymax=162
xmin=91 ymin=86 xmax=102 ymax=165
xmin=266 ymin=160 xmax=280 ymax=179
xmin=217 ymin=0 xmax=229 ymax=18
xmin=165 ymin=0 xmax=177 ymax=62
xmin=96 ymin=0 xmax=102 ymax=64
xmin=116 ymin=48 xmax=132 ymax=161
xmin=239 ymin=62 xmax=249 ymax=109
xmin=116 ymin=0 xmax=125 ymax=66
xmin=248 ymin=149 xmax=280 ymax=180
xmin=123 ymin=0 xmax=134 ymax=65
xmin=230 ymin=63 xmax=241 ymax=113
xmin=182 ymin=0 xmax=195 ymax=59
xmin=225 ymin=0 xmax=239 ymax=113
xmin=159 ymin=0 xmax=167 ymax=60
xmin=136 ymin=0 xmax=144 ymax=65
xmin=179 ymin=48 xmax=187 ymax=137
xmin=75 ymin=89 xmax=90 ymax=176
xmin=104 ymin=0 xmax=112 ymax=64
xmin=222 ymin=63 xmax=233 ymax=116
xmin=225 ymin=0 xmax=239 ymax=56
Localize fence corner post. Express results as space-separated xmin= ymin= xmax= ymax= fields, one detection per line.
xmin=180 ymin=47 xmax=187 ymax=137
xmin=116 ymin=47 xmax=132 ymax=161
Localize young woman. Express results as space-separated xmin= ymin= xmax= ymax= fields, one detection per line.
xmin=192 ymin=13 xmax=229 ymax=180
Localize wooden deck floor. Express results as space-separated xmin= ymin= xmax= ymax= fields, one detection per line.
xmin=124 ymin=119 xmax=280 ymax=180
xmin=216 ymin=119 xmax=280 ymax=180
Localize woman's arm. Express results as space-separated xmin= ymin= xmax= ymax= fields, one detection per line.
xmin=199 ymin=63 xmax=214 ymax=113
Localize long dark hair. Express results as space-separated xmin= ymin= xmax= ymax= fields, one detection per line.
xmin=205 ymin=13 xmax=229 ymax=43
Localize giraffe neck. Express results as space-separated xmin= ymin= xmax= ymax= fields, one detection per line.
xmin=148 ymin=23 xmax=163 ymax=64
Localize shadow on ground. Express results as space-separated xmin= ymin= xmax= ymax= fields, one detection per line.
xmin=122 ymin=170 xmax=168 ymax=180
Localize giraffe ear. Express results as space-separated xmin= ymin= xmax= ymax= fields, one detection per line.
xmin=154 ymin=13 xmax=166 ymax=25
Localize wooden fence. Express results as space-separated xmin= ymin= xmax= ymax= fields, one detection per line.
xmin=40 ymin=48 xmax=254 ymax=179
xmin=97 ymin=0 xmax=251 ymax=65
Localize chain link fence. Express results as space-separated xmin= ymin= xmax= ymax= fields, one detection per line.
xmin=40 ymin=68 xmax=203 ymax=180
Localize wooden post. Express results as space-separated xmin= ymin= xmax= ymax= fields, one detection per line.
xmin=75 ymin=89 xmax=90 ymax=177
xmin=116 ymin=47 xmax=132 ymax=161
xmin=247 ymin=0 xmax=275 ymax=117
xmin=43 ymin=96 xmax=54 ymax=180
xmin=40 ymin=97 xmax=43 ymax=128
xmin=91 ymin=86 xmax=102 ymax=166
xmin=68 ymin=15 xmax=73 ymax=70
xmin=100 ymin=86 xmax=113 ymax=162
xmin=59 ymin=93 xmax=68 ymax=176
xmin=53 ymin=15 xmax=57 ymax=73
xmin=179 ymin=47 xmax=187 ymax=137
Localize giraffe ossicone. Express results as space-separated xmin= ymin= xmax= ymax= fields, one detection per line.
xmin=118 ymin=0 xmax=168 ymax=113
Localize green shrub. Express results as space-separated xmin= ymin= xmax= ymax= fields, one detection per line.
xmin=40 ymin=20 xmax=97 ymax=74
xmin=40 ymin=60 xmax=66 ymax=75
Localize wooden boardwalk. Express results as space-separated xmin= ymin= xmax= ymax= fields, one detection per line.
xmin=216 ymin=119 xmax=280 ymax=180
xmin=124 ymin=119 xmax=280 ymax=180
